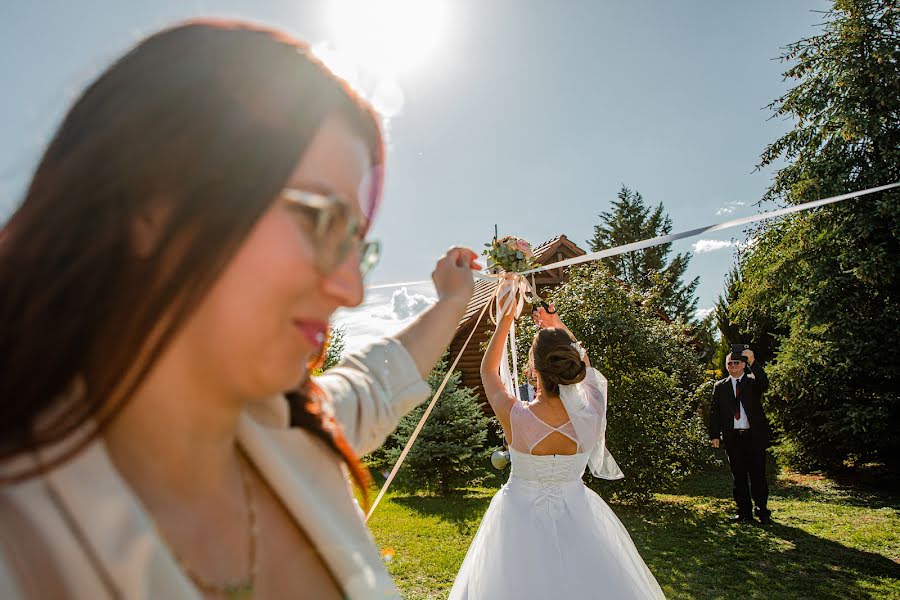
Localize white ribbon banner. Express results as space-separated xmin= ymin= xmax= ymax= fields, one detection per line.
xmin=364 ymin=182 xmax=899 ymax=291
xmin=520 ymin=182 xmax=899 ymax=275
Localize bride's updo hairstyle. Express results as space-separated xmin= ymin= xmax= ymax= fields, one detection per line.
xmin=531 ymin=328 xmax=587 ymax=395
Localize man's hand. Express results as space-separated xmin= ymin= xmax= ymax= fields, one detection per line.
xmin=710 ymin=438 xmax=720 ymax=449
xmin=742 ymin=349 xmax=755 ymax=365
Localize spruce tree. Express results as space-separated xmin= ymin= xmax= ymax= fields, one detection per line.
xmin=322 ymin=325 xmax=346 ymax=371
xmin=590 ymin=185 xmax=699 ymax=323
xmin=383 ymin=358 xmax=494 ymax=496
xmin=311 ymin=325 xmax=346 ymax=375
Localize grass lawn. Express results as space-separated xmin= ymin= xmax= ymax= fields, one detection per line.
xmin=365 ymin=461 xmax=900 ymax=599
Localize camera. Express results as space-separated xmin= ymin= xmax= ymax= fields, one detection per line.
xmin=730 ymin=344 xmax=749 ymax=362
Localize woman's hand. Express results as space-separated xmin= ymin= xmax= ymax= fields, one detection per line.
xmin=432 ymin=247 xmax=479 ymax=307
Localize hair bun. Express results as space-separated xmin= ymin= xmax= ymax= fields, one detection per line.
xmin=532 ymin=328 xmax=588 ymax=394
xmin=543 ymin=351 xmax=587 ymax=385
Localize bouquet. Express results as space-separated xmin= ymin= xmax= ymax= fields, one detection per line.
xmin=483 ymin=235 xmax=537 ymax=273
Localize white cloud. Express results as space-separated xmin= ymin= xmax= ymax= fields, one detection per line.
xmin=715 ymin=200 xmax=746 ymax=216
xmin=692 ymin=239 xmax=734 ymax=253
xmin=332 ymin=283 xmax=437 ymax=354
xmin=696 ymin=306 xmax=715 ymax=320
xmin=384 ymin=287 xmax=436 ymax=320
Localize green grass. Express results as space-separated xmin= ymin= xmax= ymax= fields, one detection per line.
xmin=366 ymin=462 xmax=900 ymax=599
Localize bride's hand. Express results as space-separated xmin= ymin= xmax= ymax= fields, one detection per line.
xmin=496 ymin=300 xmax=517 ymax=325
xmin=533 ymin=303 xmax=564 ymax=329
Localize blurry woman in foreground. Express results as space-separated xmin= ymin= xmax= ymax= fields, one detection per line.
xmin=0 ymin=20 xmax=476 ymax=599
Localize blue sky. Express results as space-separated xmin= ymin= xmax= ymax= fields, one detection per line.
xmin=1 ymin=1 xmax=829 ymax=352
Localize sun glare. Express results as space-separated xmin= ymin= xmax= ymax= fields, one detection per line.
xmin=327 ymin=0 xmax=448 ymax=79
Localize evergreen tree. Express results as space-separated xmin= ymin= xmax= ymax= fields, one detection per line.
xmin=732 ymin=0 xmax=900 ymax=471
xmin=713 ymin=265 xmax=779 ymax=373
xmin=322 ymin=325 xmax=346 ymax=371
xmin=311 ymin=325 xmax=346 ymax=375
xmin=693 ymin=310 xmax=720 ymax=374
xmin=589 ymin=185 xmax=699 ymax=323
xmin=379 ymin=358 xmax=494 ymax=496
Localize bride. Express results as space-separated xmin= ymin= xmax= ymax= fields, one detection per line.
xmin=449 ymin=303 xmax=665 ymax=599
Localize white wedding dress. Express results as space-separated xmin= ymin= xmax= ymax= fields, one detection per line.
xmin=449 ymin=368 xmax=665 ymax=600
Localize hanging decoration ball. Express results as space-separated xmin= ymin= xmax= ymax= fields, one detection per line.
xmin=491 ymin=449 xmax=510 ymax=470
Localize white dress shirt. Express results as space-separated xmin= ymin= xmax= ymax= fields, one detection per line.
xmin=731 ymin=376 xmax=750 ymax=430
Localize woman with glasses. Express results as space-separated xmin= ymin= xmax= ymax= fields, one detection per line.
xmin=0 ymin=20 xmax=477 ymax=599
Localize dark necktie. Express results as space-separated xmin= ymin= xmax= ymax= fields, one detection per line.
xmin=734 ymin=379 xmax=742 ymax=420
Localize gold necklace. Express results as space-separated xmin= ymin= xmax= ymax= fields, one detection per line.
xmin=166 ymin=453 xmax=259 ymax=600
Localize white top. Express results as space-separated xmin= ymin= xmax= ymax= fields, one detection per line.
xmin=0 ymin=338 xmax=430 ymax=600
xmin=730 ymin=376 xmax=750 ymax=430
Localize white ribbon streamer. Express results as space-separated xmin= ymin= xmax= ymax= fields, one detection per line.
xmin=519 ymin=182 xmax=900 ymax=275
xmin=490 ymin=273 xmax=542 ymax=401
xmin=364 ymin=183 xmax=899 ymax=290
xmin=366 ymin=279 xmax=432 ymax=290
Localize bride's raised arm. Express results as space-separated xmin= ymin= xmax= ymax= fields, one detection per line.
xmin=480 ymin=309 xmax=517 ymax=435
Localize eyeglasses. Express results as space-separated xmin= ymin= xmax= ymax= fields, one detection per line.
xmin=726 ymin=361 xmax=743 ymax=367
xmin=281 ymin=188 xmax=381 ymax=277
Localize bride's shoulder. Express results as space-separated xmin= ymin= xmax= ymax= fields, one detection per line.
xmin=512 ymin=399 xmax=532 ymax=413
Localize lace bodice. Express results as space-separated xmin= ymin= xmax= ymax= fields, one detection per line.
xmin=509 ymin=400 xmax=584 ymax=453
xmin=505 ymin=368 xmax=623 ymax=481
xmin=509 ymin=370 xmax=606 ymax=456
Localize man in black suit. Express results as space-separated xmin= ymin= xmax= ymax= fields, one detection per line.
xmin=709 ymin=348 xmax=772 ymax=524
xmin=518 ymin=365 xmax=537 ymax=402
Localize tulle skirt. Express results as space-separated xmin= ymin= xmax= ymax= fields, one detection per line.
xmin=449 ymin=476 xmax=665 ymax=599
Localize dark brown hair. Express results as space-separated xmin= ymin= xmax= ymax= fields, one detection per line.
xmin=0 ymin=20 xmax=380 ymax=495
xmin=531 ymin=328 xmax=587 ymax=395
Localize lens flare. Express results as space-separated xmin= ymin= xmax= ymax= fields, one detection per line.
xmin=327 ymin=0 xmax=447 ymax=78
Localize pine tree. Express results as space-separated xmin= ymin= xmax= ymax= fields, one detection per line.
xmin=311 ymin=325 xmax=346 ymax=376
xmin=589 ymin=186 xmax=699 ymax=322
xmin=732 ymin=0 xmax=900 ymax=471
xmin=383 ymin=358 xmax=494 ymax=496
xmin=322 ymin=325 xmax=346 ymax=371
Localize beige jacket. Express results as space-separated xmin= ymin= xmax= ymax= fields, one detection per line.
xmin=0 ymin=338 xmax=431 ymax=600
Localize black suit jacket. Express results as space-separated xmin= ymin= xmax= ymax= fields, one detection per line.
xmin=709 ymin=362 xmax=771 ymax=449
xmin=517 ymin=383 xmax=535 ymax=402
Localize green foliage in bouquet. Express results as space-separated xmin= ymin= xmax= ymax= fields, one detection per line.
xmin=483 ymin=235 xmax=537 ymax=273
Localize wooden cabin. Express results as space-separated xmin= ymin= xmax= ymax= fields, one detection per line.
xmin=448 ymin=235 xmax=586 ymax=408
